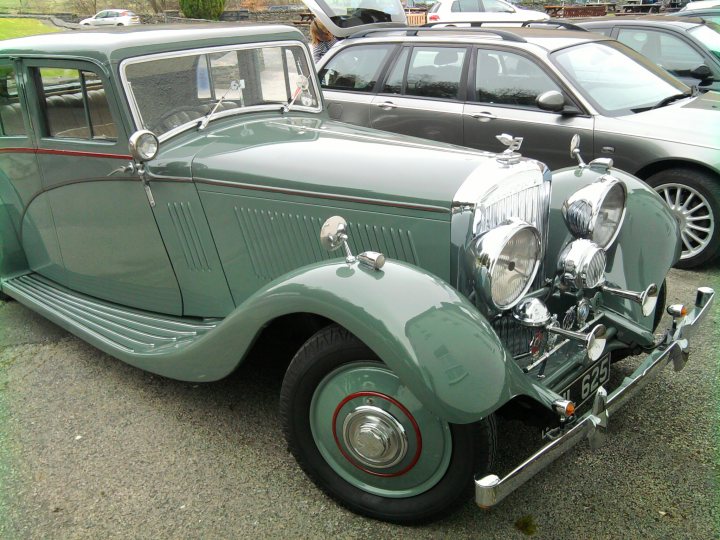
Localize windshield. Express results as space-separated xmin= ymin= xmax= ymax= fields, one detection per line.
xmin=689 ymin=23 xmax=720 ymax=60
xmin=310 ymin=0 xmax=405 ymax=29
xmin=551 ymin=41 xmax=690 ymax=116
xmin=122 ymin=43 xmax=320 ymax=138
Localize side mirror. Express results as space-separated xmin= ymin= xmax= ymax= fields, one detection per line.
xmin=128 ymin=130 xmax=159 ymax=163
xmin=536 ymin=90 xmax=566 ymax=113
xmin=690 ymin=64 xmax=713 ymax=82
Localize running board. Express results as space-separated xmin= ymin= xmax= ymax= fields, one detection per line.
xmin=2 ymin=274 xmax=218 ymax=354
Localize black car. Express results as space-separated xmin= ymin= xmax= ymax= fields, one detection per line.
xmin=577 ymin=16 xmax=720 ymax=91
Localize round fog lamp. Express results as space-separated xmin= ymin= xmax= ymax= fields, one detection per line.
xmin=562 ymin=177 xmax=627 ymax=249
xmin=559 ymin=239 xmax=607 ymax=289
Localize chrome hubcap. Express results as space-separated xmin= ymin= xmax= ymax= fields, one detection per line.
xmin=342 ymin=405 xmax=408 ymax=469
xmin=656 ymin=183 xmax=714 ymax=260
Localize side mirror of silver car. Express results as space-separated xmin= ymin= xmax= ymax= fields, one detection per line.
xmin=536 ymin=90 xmax=565 ymax=113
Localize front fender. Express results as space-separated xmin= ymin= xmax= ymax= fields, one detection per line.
xmin=121 ymin=259 xmax=547 ymax=424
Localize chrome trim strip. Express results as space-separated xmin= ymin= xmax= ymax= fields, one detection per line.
xmin=474 ymin=287 xmax=714 ymax=508
xmin=194 ymin=178 xmax=451 ymax=214
xmin=119 ymin=40 xmax=322 ymax=140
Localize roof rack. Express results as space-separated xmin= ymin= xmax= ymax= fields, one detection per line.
xmin=422 ymin=20 xmax=588 ymax=32
xmin=348 ymin=26 xmax=527 ymax=42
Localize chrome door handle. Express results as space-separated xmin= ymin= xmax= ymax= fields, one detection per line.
xmin=468 ymin=111 xmax=496 ymax=122
xmin=377 ymin=101 xmax=398 ymax=110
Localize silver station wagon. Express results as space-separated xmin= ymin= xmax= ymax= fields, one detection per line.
xmin=0 ymin=24 xmax=713 ymax=523
xmin=308 ymin=0 xmax=720 ymax=269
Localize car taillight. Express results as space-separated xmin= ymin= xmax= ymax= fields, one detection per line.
xmin=428 ymin=14 xmax=439 ymax=21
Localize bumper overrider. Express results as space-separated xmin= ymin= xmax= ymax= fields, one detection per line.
xmin=475 ymin=286 xmax=715 ymax=508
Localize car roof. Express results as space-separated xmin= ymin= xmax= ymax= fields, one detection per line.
xmin=344 ymin=27 xmax=607 ymax=53
xmin=0 ymin=24 xmax=304 ymax=66
xmin=577 ymin=15 xmax=707 ymax=29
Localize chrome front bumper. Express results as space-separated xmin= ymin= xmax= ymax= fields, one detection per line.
xmin=475 ymin=286 xmax=715 ymax=509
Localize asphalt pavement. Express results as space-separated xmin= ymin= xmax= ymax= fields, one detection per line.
xmin=0 ymin=266 xmax=718 ymax=539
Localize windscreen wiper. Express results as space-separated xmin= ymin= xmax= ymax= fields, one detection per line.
xmin=651 ymin=90 xmax=693 ymax=110
xmin=199 ymin=79 xmax=241 ymax=131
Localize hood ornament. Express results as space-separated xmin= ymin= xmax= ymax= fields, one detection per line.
xmin=496 ymin=133 xmax=524 ymax=165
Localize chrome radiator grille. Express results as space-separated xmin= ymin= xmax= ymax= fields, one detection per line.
xmin=492 ymin=315 xmax=533 ymax=358
xmin=474 ymin=174 xmax=552 ymax=286
xmin=475 ymin=181 xmax=551 ymax=241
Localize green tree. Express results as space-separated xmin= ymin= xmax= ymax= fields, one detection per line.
xmin=179 ymin=0 xmax=226 ymax=19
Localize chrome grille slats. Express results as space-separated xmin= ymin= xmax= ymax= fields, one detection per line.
xmin=474 ymin=175 xmax=551 ymax=287
xmin=492 ymin=315 xmax=533 ymax=358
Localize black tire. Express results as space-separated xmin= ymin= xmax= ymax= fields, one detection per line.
xmin=280 ymin=324 xmax=496 ymax=524
xmin=646 ymin=168 xmax=720 ymax=269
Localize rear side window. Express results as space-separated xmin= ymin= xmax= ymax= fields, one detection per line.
xmin=0 ymin=66 xmax=25 ymax=136
xmin=405 ymin=47 xmax=466 ymax=99
xmin=451 ymin=0 xmax=482 ymax=12
xmin=474 ymin=49 xmax=562 ymax=108
xmin=37 ymin=68 xmax=117 ymax=140
xmin=319 ymin=44 xmax=395 ymax=92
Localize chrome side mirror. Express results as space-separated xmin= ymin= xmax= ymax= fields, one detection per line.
xmin=320 ymin=216 xmax=356 ymax=263
xmin=569 ymin=134 xmax=586 ymax=167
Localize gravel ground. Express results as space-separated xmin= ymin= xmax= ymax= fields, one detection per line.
xmin=0 ymin=266 xmax=718 ymax=539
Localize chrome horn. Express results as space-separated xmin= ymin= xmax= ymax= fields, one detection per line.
xmin=601 ymin=283 xmax=658 ymax=317
xmin=513 ymin=298 xmax=607 ymax=361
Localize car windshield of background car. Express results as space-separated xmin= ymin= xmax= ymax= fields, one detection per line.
xmin=689 ymin=23 xmax=720 ymax=59
xmin=313 ymin=0 xmax=404 ymax=28
xmin=552 ymin=41 xmax=689 ymax=116
xmin=122 ymin=44 xmax=319 ymax=138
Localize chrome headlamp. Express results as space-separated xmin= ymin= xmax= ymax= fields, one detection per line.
xmin=471 ymin=219 xmax=542 ymax=310
xmin=562 ymin=176 xmax=627 ymax=249
xmin=559 ymin=239 xmax=606 ymax=289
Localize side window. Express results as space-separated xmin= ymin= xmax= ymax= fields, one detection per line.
xmin=452 ymin=0 xmax=481 ymax=12
xmin=616 ymin=28 xmax=705 ymax=73
xmin=482 ymin=0 xmax=514 ymax=13
xmin=383 ymin=48 xmax=410 ymax=94
xmin=474 ymin=49 xmax=563 ymax=108
xmin=406 ymin=47 xmax=466 ymax=99
xmin=0 ymin=66 xmax=25 ymax=136
xmin=37 ymin=67 xmax=117 ymax=140
xmin=318 ymin=44 xmax=395 ymax=92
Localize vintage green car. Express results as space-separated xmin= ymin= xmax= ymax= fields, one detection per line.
xmin=0 ymin=25 xmax=713 ymax=523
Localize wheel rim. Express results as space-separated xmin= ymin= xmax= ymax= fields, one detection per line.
xmin=655 ymin=182 xmax=715 ymax=261
xmin=310 ymin=362 xmax=452 ymax=498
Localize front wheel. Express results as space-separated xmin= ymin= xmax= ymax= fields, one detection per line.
xmin=280 ymin=325 xmax=496 ymax=523
xmin=647 ymin=168 xmax=720 ymax=269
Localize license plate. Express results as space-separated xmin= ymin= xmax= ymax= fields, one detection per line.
xmin=557 ymin=355 xmax=611 ymax=408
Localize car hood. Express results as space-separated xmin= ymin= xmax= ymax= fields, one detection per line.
xmin=608 ymin=91 xmax=720 ymax=150
xmin=175 ymin=116 xmax=538 ymax=215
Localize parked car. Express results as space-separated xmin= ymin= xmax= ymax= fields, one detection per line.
xmin=679 ymin=0 xmax=720 ymax=10
xmin=0 ymin=24 xmax=714 ymax=523
xmin=673 ymin=6 xmax=720 ymax=21
xmin=576 ymin=16 xmax=720 ymax=92
xmin=311 ymin=12 xmax=720 ymax=267
xmin=79 ymin=9 xmax=141 ymax=26
xmin=426 ymin=0 xmax=550 ymax=23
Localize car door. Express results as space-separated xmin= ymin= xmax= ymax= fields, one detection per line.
xmin=369 ymin=45 xmax=468 ymax=145
xmin=104 ymin=10 xmax=119 ymax=25
xmin=463 ymin=47 xmax=594 ymax=169
xmin=22 ymin=59 xmax=182 ymax=315
xmin=318 ymin=43 xmax=398 ymax=127
xmin=92 ymin=11 xmax=109 ymax=26
xmin=0 ymin=60 xmax=65 ymax=283
xmin=612 ymin=26 xmax=720 ymax=89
